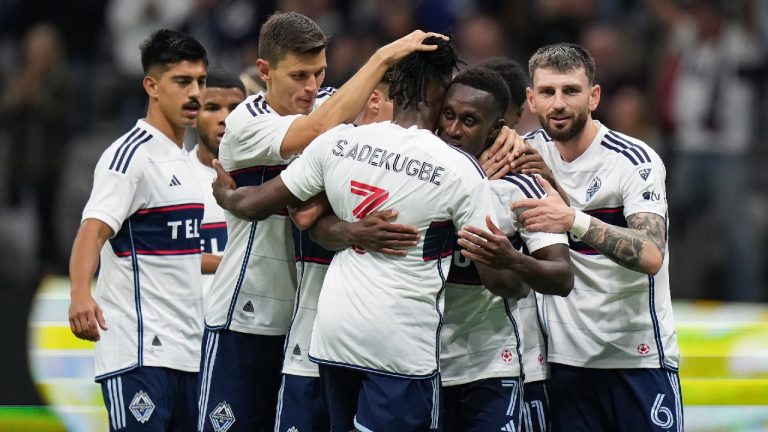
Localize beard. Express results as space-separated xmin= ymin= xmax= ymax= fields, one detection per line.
xmin=538 ymin=108 xmax=588 ymax=142
xmin=199 ymin=133 xmax=219 ymax=158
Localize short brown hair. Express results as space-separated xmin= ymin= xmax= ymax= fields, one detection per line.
xmin=258 ymin=12 xmax=328 ymax=66
xmin=528 ymin=43 xmax=596 ymax=85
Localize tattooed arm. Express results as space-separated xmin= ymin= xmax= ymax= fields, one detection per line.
xmin=512 ymin=177 xmax=667 ymax=275
xmin=578 ymin=212 xmax=666 ymax=274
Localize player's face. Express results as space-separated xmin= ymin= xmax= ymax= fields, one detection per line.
xmin=527 ymin=67 xmax=600 ymax=143
xmin=198 ymin=87 xmax=245 ymax=157
xmin=262 ymin=51 xmax=327 ymax=116
xmin=438 ymin=83 xmax=501 ymax=158
xmin=153 ymin=60 xmax=207 ymax=129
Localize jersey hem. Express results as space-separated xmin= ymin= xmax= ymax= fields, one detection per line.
xmin=442 ymin=371 xmax=523 ymax=387
xmin=549 ymin=357 xmax=680 ymax=370
xmin=309 ymin=355 xmax=438 ymax=379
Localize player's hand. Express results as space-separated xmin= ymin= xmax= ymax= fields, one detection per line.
xmin=211 ymin=159 xmax=236 ymax=209
xmin=68 ymin=291 xmax=108 ymax=342
xmin=479 ymin=127 xmax=527 ymax=179
xmin=508 ymin=145 xmax=556 ymax=186
xmin=349 ymin=210 xmax=419 ymax=255
xmin=377 ymin=30 xmax=450 ymax=65
xmin=512 ymin=177 xmax=574 ymax=233
xmin=457 ymin=215 xmax=522 ymax=268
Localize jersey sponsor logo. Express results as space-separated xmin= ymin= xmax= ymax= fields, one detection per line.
xmin=209 ymin=401 xmax=236 ymax=432
xmin=501 ymin=349 xmax=514 ymax=364
xmin=639 ymin=168 xmax=652 ymax=181
xmin=332 ymin=140 xmax=446 ymax=186
xmin=128 ymin=390 xmax=155 ymax=423
xmin=200 ymin=222 xmax=227 ymax=254
xmin=650 ymin=393 xmax=674 ymax=429
xmin=586 ymin=176 xmax=601 ymax=202
xmin=642 ymin=190 xmax=661 ymax=201
xmin=169 ymin=174 xmax=181 ymax=186
xmin=110 ymin=204 xmax=204 ymax=257
xmin=638 ymin=343 xmax=650 ymax=355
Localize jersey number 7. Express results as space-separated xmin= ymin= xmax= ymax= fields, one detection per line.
xmin=350 ymin=180 xmax=389 ymax=219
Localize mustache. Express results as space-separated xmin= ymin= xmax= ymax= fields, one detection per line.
xmin=183 ymin=100 xmax=201 ymax=110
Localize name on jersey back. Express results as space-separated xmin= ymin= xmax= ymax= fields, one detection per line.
xmin=332 ymin=140 xmax=445 ymax=186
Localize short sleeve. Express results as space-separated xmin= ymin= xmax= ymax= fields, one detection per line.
xmin=280 ymin=131 xmax=329 ymax=202
xmin=450 ymin=177 xmax=497 ymax=231
xmin=621 ymin=159 xmax=668 ymax=218
xmin=81 ymin=149 xmax=145 ymax=236
xmin=220 ymin=105 xmax=301 ymax=169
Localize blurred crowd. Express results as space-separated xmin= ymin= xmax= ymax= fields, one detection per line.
xmin=0 ymin=0 xmax=766 ymax=301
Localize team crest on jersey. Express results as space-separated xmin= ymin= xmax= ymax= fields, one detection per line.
xmin=538 ymin=353 xmax=545 ymax=365
xmin=639 ymin=168 xmax=652 ymax=181
xmin=500 ymin=349 xmax=514 ymax=364
xmin=209 ymin=402 xmax=236 ymax=432
xmin=129 ymin=390 xmax=155 ymax=423
xmin=586 ymin=177 xmax=601 ymax=202
xmin=637 ymin=343 xmax=651 ymax=355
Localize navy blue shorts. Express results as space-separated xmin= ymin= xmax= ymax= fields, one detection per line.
xmin=274 ymin=374 xmax=329 ymax=432
xmin=522 ymin=380 xmax=550 ymax=432
xmin=550 ymin=364 xmax=683 ymax=432
xmin=318 ymin=364 xmax=441 ymax=432
xmin=99 ymin=366 xmax=197 ymax=431
xmin=197 ymin=328 xmax=285 ymax=432
xmin=442 ymin=376 xmax=523 ymax=432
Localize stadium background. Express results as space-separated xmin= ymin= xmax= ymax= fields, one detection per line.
xmin=0 ymin=0 xmax=766 ymax=430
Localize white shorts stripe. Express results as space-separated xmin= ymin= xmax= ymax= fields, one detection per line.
xmin=198 ymin=332 xmax=220 ymax=431
xmin=274 ymin=375 xmax=286 ymax=432
xmin=117 ymin=376 xmax=126 ymax=428
xmin=107 ymin=378 xmax=118 ymax=429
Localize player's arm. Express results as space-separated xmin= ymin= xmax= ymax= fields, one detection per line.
xmin=68 ymin=219 xmax=111 ymax=342
xmin=513 ymin=177 xmax=666 ymax=275
xmin=201 ymin=253 xmax=221 ymax=274
xmin=288 ymin=193 xmax=331 ymax=231
xmin=458 ymin=219 xmax=573 ymax=296
xmin=279 ymin=30 xmax=448 ymax=159
xmin=212 ymin=159 xmax=302 ymax=221
xmin=308 ymin=211 xmax=419 ymax=255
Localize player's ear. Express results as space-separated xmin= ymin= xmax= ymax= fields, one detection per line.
xmin=588 ymin=84 xmax=601 ymax=113
xmin=368 ymin=89 xmax=382 ymax=113
xmin=256 ymin=59 xmax=271 ymax=84
xmin=143 ymin=75 xmax=158 ymax=99
xmin=526 ymin=87 xmax=537 ymax=113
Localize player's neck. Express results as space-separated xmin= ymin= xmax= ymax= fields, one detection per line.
xmin=197 ymin=142 xmax=215 ymax=167
xmin=393 ymin=108 xmax=430 ymax=131
xmin=555 ymin=119 xmax=599 ymax=163
xmin=145 ymin=104 xmax=185 ymax=148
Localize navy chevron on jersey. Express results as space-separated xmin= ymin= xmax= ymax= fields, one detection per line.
xmin=205 ymin=89 xmax=334 ymax=335
xmin=441 ymin=174 xmax=567 ymax=385
xmin=281 ymin=121 xmax=496 ymax=377
xmin=191 ymin=145 xmax=228 ymax=297
xmin=82 ymin=119 xmax=204 ymax=379
xmin=524 ymin=123 xmax=679 ymax=370
xmin=283 ymin=228 xmax=335 ymax=377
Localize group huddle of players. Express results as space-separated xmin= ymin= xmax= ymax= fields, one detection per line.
xmin=68 ymin=10 xmax=682 ymax=432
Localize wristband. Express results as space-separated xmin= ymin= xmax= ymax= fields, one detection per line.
xmin=570 ymin=209 xmax=591 ymax=238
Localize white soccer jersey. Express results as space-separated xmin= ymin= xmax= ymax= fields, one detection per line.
xmin=82 ymin=119 xmax=204 ymax=380
xmin=441 ymin=174 xmax=568 ymax=386
xmin=282 ymin=229 xmax=334 ymax=377
xmin=191 ymin=145 xmax=227 ymax=298
xmin=281 ymin=121 xmax=496 ymax=378
xmin=519 ymin=291 xmax=548 ymax=383
xmin=204 ymin=88 xmax=335 ymax=334
xmin=525 ymin=124 xmax=679 ymax=370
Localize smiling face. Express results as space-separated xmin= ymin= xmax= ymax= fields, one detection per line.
xmin=198 ymin=86 xmax=245 ymax=157
xmin=438 ymin=83 xmax=502 ymax=158
xmin=148 ymin=60 xmax=208 ymax=130
xmin=259 ymin=50 xmax=327 ymax=115
xmin=526 ymin=66 xmax=600 ymax=143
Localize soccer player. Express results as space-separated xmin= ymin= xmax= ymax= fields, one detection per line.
xmin=275 ymin=76 xmax=396 ymax=432
xmin=212 ymin=36 xmax=517 ymax=432
xmin=510 ymin=43 xmax=682 ymax=431
xmin=68 ymin=29 xmax=208 ymax=431
xmin=197 ymin=11 xmax=447 ymax=432
xmin=191 ymin=70 xmax=246 ymax=297
xmin=437 ymin=66 xmax=573 ymax=432
xmin=478 ymin=56 xmax=557 ymax=432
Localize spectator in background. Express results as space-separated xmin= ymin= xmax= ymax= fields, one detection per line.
xmin=648 ymin=0 xmax=764 ymax=301
xmin=0 ymin=22 xmax=71 ymax=272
